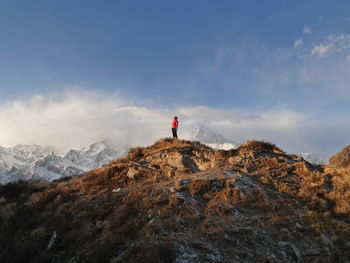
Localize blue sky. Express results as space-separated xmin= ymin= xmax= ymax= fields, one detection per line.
xmin=0 ymin=1 xmax=350 ymax=156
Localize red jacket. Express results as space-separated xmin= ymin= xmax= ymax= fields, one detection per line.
xmin=171 ymin=119 xmax=178 ymax=128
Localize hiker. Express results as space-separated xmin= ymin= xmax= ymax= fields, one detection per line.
xmin=171 ymin=116 xmax=178 ymax=138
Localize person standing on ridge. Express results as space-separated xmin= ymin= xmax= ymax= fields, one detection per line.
xmin=171 ymin=116 xmax=179 ymax=138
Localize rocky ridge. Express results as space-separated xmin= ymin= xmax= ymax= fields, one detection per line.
xmin=0 ymin=138 xmax=349 ymax=262
xmin=0 ymin=126 xmax=327 ymax=185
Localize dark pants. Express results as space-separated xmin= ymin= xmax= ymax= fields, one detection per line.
xmin=172 ymin=128 xmax=178 ymax=138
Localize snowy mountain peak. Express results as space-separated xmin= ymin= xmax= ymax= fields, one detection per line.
xmin=190 ymin=125 xmax=228 ymax=144
xmin=0 ymin=141 xmax=128 ymax=184
xmin=82 ymin=141 xmax=108 ymax=154
xmin=189 ymin=125 xmax=239 ymax=150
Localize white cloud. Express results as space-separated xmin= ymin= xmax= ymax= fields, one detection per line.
xmin=0 ymin=90 xmax=347 ymax=157
xmin=347 ymin=54 xmax=350 ymax=62
xmin=328 ymin=34 xmax=350 ymax=52
xmin=310 ymin=44 xmax=330 ymax=57
xmin=294 ymin=39 xmax=304 ymax=48
xmin=303 ymin=27 xmax=312 ymax=34
xmin=310 ymin=34 xmax=350 ymax=57
xmin=0 ymin=91 xmax=172 ymax=151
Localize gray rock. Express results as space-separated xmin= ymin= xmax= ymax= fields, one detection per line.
xmin=228 ymin=157 xmax=236 ymax=164
xmin=47 ymin=231 xmax=57 ymax=250
xmin=278 ymin=241 xmax=288 ymax=247
xmin=139 ymin=160 xmax=149 ymax=166
xmin=179 ymin=179 xmax=191 ymax=186
xmin=321 ymin=233 xmax=334 ymax=247
xmin=0 ymin=197 xmax=7 ymax=205
xmin=295 ymin=223 xmax=303 ymax=230
xmin=164 ymin=166 xmax=176 ymax=177
xmin=162 ymin=189 xmax=169 ymax=198
xmin=169 ymin=186 xmax=177 ymax=193
xmin=127 ymin=167 xmax=138 ymax=179
xmin=290 ymin=244 xmax=302 ymax=262
xmin=306 ymin=247 xmax=320 ymax=256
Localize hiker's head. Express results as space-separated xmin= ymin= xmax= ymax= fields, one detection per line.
xmin=174 ymin=116 xmax=178 ymax=119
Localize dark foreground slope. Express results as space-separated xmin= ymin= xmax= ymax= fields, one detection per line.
xmin=1 ymin=138 xmax=350 ymax=263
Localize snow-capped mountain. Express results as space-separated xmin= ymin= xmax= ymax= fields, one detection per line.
xmin=0 ymin=144 xmax=55 ymax=184
xmin=300 ymin=152 xmax=328 ymax=165
xmin=189 ymin=126 xmax=239 ymax=150
xmin=0 ymin=141 xmax=129 ymax=184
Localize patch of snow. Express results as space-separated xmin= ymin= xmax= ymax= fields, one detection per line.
xmin=206 ymin=143 xmax=237 ymax=150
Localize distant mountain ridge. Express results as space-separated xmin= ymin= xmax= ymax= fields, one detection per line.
xmin=0 ymin=141 xmax=128 ymax=184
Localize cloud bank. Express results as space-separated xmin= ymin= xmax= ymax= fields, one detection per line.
xmin=0 ymin=91 xmax=348 ymax=157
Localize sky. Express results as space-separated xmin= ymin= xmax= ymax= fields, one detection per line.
xmin=0 ymin=0 xmax=350 ymax=157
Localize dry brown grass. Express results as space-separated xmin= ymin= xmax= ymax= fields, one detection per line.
xmin=329 ymin=145 xmax=350 ymax=168
xmin=324 ymin=167 xmax=350 ymax=217
xmin=188 ymin=179 xmax=216 ymax=197
xmin=238 ymin=140 xmax=283 ymax=154
xmin=127 ymin=146 xmax=145 ymax=160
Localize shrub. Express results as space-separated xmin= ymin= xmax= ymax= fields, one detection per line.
xmin=127 ymin=147 xmax=145 ymax=160
xmin=0 ymin=181 xmax=42 ymax=201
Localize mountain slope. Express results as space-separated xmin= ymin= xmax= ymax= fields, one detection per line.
xmin=0 ymin=144 xmax=54 ymax=184
xmin=0 ymin=138 xmax=349 ymax=262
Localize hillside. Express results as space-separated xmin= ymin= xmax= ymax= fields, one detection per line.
xmin=329 ymin=145 xmax=350 ymax=168
xmin=0 ymin=138 xmax=349 ymax=262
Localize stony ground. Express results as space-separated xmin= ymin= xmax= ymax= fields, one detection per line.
xmin=0 ymin=138 xmax=349 ymax=263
